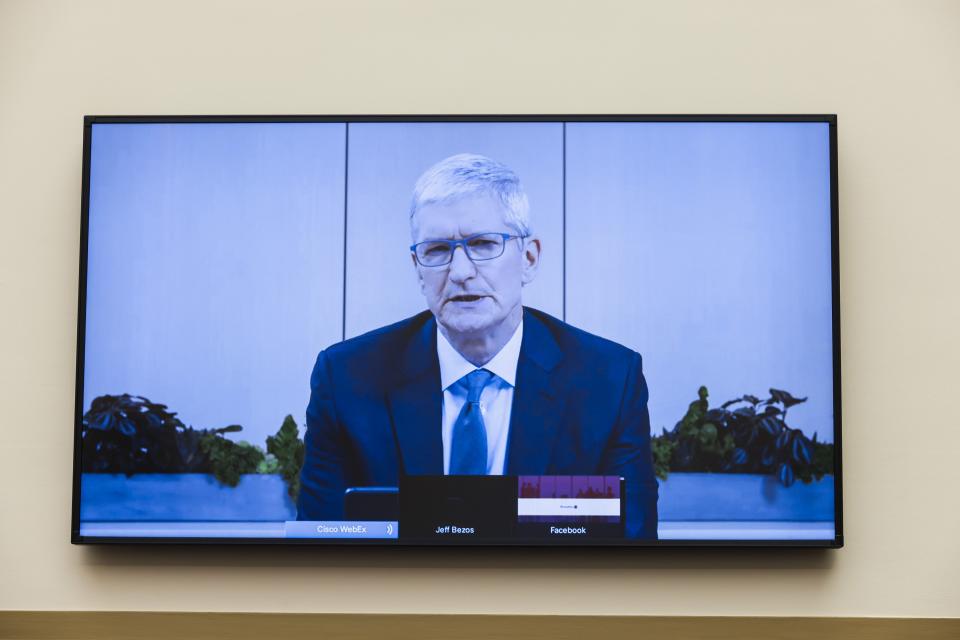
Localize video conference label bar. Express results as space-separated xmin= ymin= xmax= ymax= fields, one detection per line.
xmin=284 ymin=521 xmax=398 ymax=539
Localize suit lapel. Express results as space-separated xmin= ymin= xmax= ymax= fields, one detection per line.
xmin=506 ymin=309 xmax=566 ymax=475
xmin=387 ymin=315 xmax=444 ymax=475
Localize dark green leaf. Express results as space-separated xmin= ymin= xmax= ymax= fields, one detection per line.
xmin=760 ymin=416 xmax=780 ymax=436
xmin=216 ymin=425 xmax=243 ymax=433
xmin=792 ymin=434 xmax=812 ymax=465
xmin=769 ymin=388 xmax=808 ymax=409
xmin=761 ymin=446 xmax=775 ymax=467
xmin=775 ymin=428 xmax=791 ymax=450
xmin=778 ymin=462 xmax=795 ymax=487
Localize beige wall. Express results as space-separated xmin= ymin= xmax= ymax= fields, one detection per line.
xmin=0 ymin=0 xmax=957 ymax=618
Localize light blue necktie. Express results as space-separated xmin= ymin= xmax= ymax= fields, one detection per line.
xmin=449 ymin=369 xmax=493 ymax=475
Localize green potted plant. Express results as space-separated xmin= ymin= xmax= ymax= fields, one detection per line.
xmin=652 ymin=387 xmax=835 ymax=524
xmin=80 ymin=394 xmax=304 ymax=521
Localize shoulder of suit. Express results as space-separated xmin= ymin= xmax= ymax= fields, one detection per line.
xmin=321 ymin=310 xmax=433 ymax=363
xmin=524 ymin=307 xmax=640 ymax=364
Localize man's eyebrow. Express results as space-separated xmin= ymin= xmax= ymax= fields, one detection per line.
xmin=417 ymin=229 xmax=513 ymax=243
xmin=423 ymin=234 xmax=467 ymax=241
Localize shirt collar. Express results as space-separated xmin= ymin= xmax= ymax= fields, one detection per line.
xmin=437 ymin=320 xmax=523 ymax=390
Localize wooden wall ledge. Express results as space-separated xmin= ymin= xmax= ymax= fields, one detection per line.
xmin=1 ymin=612 xmax=958 ymax=640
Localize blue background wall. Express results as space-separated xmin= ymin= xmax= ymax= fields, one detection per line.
xmin=565 ymin=122 xmax=834 ymax=437
xmin=84 ymin=123 xmax=346 ymax=441
xmin=83 ymin=121 xmax=834 ymax=446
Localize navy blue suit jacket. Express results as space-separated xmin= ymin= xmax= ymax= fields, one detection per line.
xmin=297 ymin=307 xmax=658 ymax=539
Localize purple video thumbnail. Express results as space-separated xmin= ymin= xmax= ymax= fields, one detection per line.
xmin=517 ymin=476 xmax=621 ymax=524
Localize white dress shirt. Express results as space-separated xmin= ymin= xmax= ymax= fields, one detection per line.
xmin=437 ymin=321 xmax=523 ymax=475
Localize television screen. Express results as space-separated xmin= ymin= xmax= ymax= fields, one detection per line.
xmin=73 ymin=116 xmax=841 ymax=546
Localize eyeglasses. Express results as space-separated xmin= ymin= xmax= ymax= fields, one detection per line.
xmin=410 ymin=232 xmax=527 ymax=267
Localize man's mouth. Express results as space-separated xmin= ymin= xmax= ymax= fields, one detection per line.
xmin=448 ymin=294 xmax=486 ymax=303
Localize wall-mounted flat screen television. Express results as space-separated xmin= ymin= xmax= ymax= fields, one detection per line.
xmin=73 ymin=115 xmax=841 ymax=547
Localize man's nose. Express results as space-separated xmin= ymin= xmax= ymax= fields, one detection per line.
xmin=447 ymin=245 xmax=477 ymax=282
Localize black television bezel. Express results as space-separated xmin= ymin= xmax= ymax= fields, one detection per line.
xmin=71 ymin=114 xmax=842 ymax=549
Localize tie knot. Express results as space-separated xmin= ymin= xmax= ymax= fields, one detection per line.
xmin=462 ymin=369 xmax=493 ymax=403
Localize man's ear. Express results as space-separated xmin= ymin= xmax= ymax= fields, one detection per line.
xmin=521 ymin=237 xmax=541 ymax=286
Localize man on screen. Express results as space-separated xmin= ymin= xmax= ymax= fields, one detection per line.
xmin=297 ymin=153 xmax=658 ymax=538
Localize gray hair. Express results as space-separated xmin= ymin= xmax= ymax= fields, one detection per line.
xmin=409 ymin=153 xmax=531 ymax=240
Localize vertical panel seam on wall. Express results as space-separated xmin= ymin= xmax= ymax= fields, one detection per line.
xmin=562 ymin=122 xmax=567 ymax=322
xmin=342 ymin=123 xmax=349 ymax=342
xmin=560 ymin=122 xmax=567 ymax=322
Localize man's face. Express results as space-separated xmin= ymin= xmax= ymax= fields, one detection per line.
xmin=412 ymin=194 xmax=540 ymax=337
